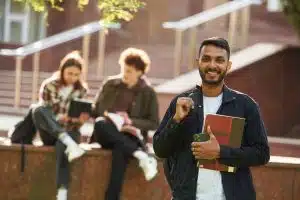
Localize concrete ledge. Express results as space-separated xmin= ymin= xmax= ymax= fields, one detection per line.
xmin=268 ymin=136 xmax=300 ymax=158
xmin=1 ymin=143 xmax=300 ymax=199
xmin=268 ymin=136 xmax=300 ymax=146
xmin=252 ymin=162 xmax=300 ymax=200
xmin=0 ymin=144 xmax=171 ymax=200
xmin=267 ymin=156 xmax=300 ymax=168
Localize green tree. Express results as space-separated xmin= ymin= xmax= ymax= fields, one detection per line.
xmin=14 ymin=0 xmax=145 ymax=23
xmin=282 ymin=0 xmax=300 ymax=37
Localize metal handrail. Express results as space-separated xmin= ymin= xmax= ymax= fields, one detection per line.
xmin=162 ymin=0 xmax=262 ymax=77
xmin=163 ymin=0 xmax=261 ymax=30
xmin=0 ymin=20 xmax=121 ymax=108
xmin=0 ymin=21 xmax=120 ymax=57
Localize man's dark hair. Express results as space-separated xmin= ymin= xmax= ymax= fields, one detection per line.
xmin=198 ymin=37 xmax=230 ymax=59
xmin=125 ymin=55 xmax=147 ymax=73
xmin=119 ymin=47 xmax=151 ymax=74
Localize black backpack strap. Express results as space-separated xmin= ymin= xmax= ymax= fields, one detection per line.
xmin=20 ymin=139 xmax=26 ymax=173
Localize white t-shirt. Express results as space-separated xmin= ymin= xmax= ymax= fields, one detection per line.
xmin=59 ymin=85 xmax=74 ymax=101
xmin=196 ymin=93 xmax=226 ymax=200
xmin=54 ymin=85 xmax=74 ymax=120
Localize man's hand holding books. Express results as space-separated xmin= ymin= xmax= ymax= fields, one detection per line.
xmin=190 ymin=114 xmax=245 ymax=172
xmin=191 ymin=125 xmax=220 ymax=160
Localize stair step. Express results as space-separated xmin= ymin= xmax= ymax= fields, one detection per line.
xmin=0 ymin=76 xmax=103 ymax=87
xmin=0 ymin=97 xmax=32 ymax=107
xmin=0 ymin=90 xmax=97 ymax=99
xmin=0 ymin=106 xmax=29 ymax=116
xmin=0 ymin=70 xmax=166 ymax=85
xmin=0 ymin=91 xmax=32 ymax=99
xmin=0 ymin=70 xmax=168 ymax=118
xmin=0 ymin=82 xmax=100 ymax=92
xmin=0 ymin=70 xmax=51 ymax=78
xmin=0 ymin=78 xmax=45 ymax=85
xmin=0 ymin=70 xmax=105 ymax=83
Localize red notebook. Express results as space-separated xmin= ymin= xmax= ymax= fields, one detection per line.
xmin=193 ymin=114 xmax=245 ymax=173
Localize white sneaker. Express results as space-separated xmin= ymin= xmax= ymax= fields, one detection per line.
xmin=139 ymin=156 xmax=158 ymax=181
xmin=56 ymin=187 xmax=67 ymax=200
xmin=65 ymin=145 xmax=85 ymax=162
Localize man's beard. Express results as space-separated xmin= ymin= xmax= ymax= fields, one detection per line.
xmin=198 ymin=68 xmax=226 ymax=86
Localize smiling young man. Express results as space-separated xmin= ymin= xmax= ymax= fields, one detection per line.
xmin=153 ymin=37 xmax=270 ymax=200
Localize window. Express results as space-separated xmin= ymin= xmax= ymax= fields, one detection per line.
xmin=0 ymin=3 xmax=4 ymax=41
xmin=1 ymin=0 xmax=46 ymax=44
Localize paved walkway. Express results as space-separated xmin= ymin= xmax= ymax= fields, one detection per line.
xmin=0 ymin=114 xmax=94 ymax=137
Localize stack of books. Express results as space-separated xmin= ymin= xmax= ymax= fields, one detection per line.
xmin=193 ymin=114 xmax=245 ymax=173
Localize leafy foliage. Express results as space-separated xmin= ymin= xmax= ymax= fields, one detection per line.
xmin=281 ymin=0 xmax=300 ymax=37
xmin=98 ymin=0 xmax=145 ymax=23
xmin=14 ymin=0 xmax=145 ymax=23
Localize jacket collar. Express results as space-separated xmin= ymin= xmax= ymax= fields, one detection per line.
xmin=111 ymin=76 xmax=148 ymax=90
xmin=195 ymin=84 xmax=236 ymax=104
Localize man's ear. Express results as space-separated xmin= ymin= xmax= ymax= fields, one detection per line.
xmin=226 ymin=60 xmax=232 ymax=73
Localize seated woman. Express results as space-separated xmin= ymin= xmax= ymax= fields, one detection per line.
xmin=91 ymin=47 xmax=159 ymax=200
xmin=31 ymin=51 xmax=89 ymax=200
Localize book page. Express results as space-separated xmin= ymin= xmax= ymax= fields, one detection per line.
xmin=105 ymin=112 xmax=125 ymax=131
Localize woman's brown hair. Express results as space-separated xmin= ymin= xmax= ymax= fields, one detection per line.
xmin=54 ymin=51 xmax=87 ymax=90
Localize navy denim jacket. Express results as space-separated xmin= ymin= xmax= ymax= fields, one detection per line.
xmin=153 ymin=85 xmax=270 ymax=200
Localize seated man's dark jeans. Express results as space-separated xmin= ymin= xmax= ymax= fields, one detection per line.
xmin=93 ymin=119 xmax=141 ymax=200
